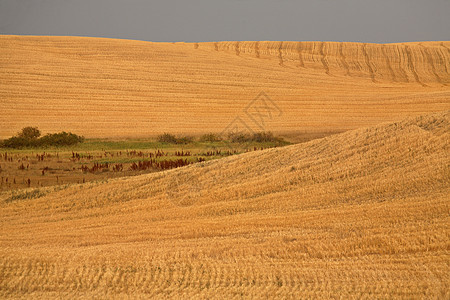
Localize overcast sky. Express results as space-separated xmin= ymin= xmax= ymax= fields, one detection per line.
xmin=0 ymin=0 xmax=449 ymax=43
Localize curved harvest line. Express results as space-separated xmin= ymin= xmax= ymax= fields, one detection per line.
xmin=255 ymin=41 xmax=260 ymax=58
xmin=381 ymin=45 xmax=396 ymax=82
xmin=436 ymin=49 xmax=449 ymax=75
xmin=362 ymin=44 xmax=376 ymax=83
xmin=339 ymin=43 xmax=350 ymax=76
xmin=420 ymin=44 xmax=445 ymax=86
xmin=404 ymin=45 xmax=427 ymax=87
xmin=297 ymin=42 xmax=305 ymax=68
xmin=319 ymin=42 xmax=330 ymax=75
xmin=278 ymin=42 xmax=284 ymax=66
xmin=395 ymin=44 xmax=409 ymax=83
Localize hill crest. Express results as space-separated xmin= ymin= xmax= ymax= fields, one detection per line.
xmin=1 ymin=35 xmax=449 ymax=138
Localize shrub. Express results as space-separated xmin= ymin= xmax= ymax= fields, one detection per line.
xmin=252 ymin=131 xmax=276 ymax=143
xmin=1 ymin=136 xmax=33 ymax=148
xmin=157 ymin=133 xmax=178 ymax=144
xmin=227 ymin=131 xmax=284 ymax=143
xmin=199 ymin=133 xmax=222 ymax=142
xmin=227 ymin=132 xmax=251 ymax=143
xmin=38 ymin=132 xmax=84 ymax=146
xmin=176 ymin=136 xmax=194 ymax=144
xmin=157 ymin=133 xmax=194 ymax=144
xmin=18 ymin=127 xmax=41 ymax=140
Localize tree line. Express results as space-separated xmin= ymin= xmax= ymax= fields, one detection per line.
xmin=1 ymin=127 xmax=84 ymax=148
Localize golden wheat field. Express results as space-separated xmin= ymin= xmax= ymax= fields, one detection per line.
xmin=0 ymin=36 xmax=449 ymax=139
xmin=1 ymin=36 xmax=450 ymax=299
xmin=0 ymin=111 xmax=449 ymax=298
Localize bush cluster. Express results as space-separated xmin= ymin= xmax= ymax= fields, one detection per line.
xmin=157 ymin=131 xmax=283 ymax=144
xmin=39 ymin=132 xmax=85 ymax=146
xmin=227 ymin=131 xmax=281 ymax=143
xmin=0 ymin=127 xmax=84 ymax=148
xmin=198 ymin=133 xmax=222 ymax=142
xmin=157 ymin=133 xmax=193 ymax=144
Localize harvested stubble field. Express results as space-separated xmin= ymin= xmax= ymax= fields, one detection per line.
xmin=0 ymin=36 xmax=449 ymax=138
xmin=0 ymin=36 xmax=450 ymax=299
xmin=0 ymin=111 xmax=449 ymax=298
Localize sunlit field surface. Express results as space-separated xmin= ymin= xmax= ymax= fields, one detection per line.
xmin=0 ymin=36 xmax=449 ymax=298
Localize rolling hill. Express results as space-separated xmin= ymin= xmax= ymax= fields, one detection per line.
xmin=1 ymin=111 xmax=448 ymax=298
xmin=0 ymin=36 xmax=449 ymax=139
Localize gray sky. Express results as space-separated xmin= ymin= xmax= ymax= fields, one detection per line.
xmin=0 ymin=0 xmax=449 ymax=43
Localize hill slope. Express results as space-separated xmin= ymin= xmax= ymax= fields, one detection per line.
xmin=1 ymin=36 xmax=449 ymax=138
xmin=1 ymin=111 xmax=448 ymax=298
